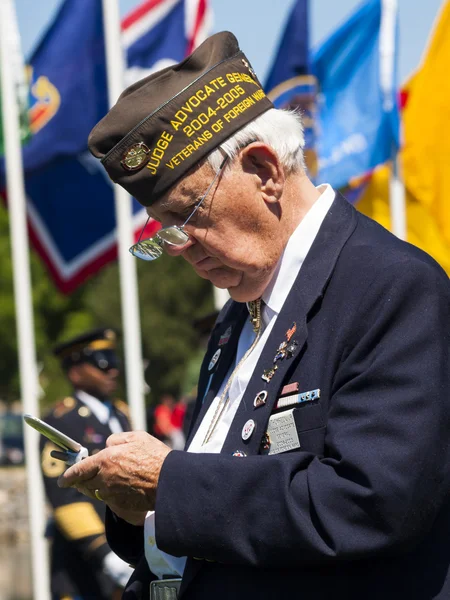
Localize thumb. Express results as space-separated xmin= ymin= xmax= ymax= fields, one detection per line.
xmin=58 ymin=453 xmax=100 ymax=488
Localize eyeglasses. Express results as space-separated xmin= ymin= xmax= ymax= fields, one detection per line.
xmin=129 ymin=156 xmax=228 ymax=261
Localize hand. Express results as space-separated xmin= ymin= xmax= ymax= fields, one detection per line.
xmin=58 ymin=431 xmax=172 ymax=512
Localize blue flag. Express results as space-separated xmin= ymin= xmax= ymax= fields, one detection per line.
xmin=265 ymin=0 xmax=309 ymax=92
xmin=312 ymin=0 xmax=400 ymax=189
xmin=264 ymin=1 xmax=318 ymax=177
xmin=3 ymin=0 xmax=211 ymax=293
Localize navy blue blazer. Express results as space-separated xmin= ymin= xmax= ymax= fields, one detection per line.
xmin=108 ymin=193 xmax=450 ymax=600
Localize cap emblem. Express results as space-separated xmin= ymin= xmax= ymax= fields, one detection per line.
xmin=121 ymin=142 xmax=150 ymax=171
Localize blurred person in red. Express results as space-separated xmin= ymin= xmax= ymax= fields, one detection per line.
xmin=151 ymin=394 xmax=185 ymax=450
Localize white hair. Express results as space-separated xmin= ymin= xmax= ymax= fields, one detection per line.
xmin=207 ymin=108 xmax=306 ymax=173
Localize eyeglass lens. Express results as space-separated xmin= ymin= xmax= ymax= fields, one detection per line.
xmin=130 ymin=155 xmax=228 ymax=261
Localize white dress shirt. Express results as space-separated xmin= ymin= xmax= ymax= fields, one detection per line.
xmin=76 ymin=389 xmax=124 ymax=434
xmin=144 ymin=184 xmax=336 ymax=578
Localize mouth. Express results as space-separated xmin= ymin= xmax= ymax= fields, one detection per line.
xmin=193 ymin=255 xmax=222 ymax=271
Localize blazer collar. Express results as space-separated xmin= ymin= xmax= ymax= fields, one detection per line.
xmin=185 ymin=301 xmax=248 ymax=447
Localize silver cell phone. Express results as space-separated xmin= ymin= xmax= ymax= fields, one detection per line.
xmin=23 ymin=413 xmax=89 ymax=464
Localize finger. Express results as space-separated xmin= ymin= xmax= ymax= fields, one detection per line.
xmin=75 ymin=484 xmax=98 ymax=501
xmin=57 ymin=453 xmax=100 ymax=488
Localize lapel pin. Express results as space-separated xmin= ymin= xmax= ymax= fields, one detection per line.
xmin=285 ymin=340 xmax=298 ymax=359
xmin=219 ymin=326 xmax=232 ymax=346
xmin=253 ymin=390 xmax=268 ymax=408
xmin=232 ymin=450 xmax=247 ymax=457
xmin=260 ymin=432 xmax=271 ymax=452
xmin=242 ymin=419 xmax=256 ymax=441
xmin=271 ymin=322 xmax=298 ymax=365
xmin=273 ymin=341 xmax=287 ymax=363
xmin=208 ymin=348 xmax=221 ymax=371
xmin=286 ymin=322 xmax=297 ymax=341
xmin=262 ymin=366 xmax=278 ymax=383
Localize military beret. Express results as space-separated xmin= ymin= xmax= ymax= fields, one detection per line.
xmin=88 ymin=31 xmax=273 ymax=207
xmin=53 ymin=327 xmax=119 ymax=372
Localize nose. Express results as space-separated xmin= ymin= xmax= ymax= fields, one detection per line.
xmin=164 ymin=236 xmax=196 ymax=257
xmin=107 ymin=368 xmax=119 ymax=379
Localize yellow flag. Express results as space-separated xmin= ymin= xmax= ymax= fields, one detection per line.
xmin=402 ymin=0 xmax=450 ymax=250
xmin=356 ymin=162 xmax=450 ymax=274
xmin=356 ymin=1 xmax=450 ymax=274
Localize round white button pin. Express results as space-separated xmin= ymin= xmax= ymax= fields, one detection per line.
xmin=242 ymin=419 xmax=255 ymax=441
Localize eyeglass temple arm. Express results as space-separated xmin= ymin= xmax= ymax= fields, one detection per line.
xmin=181 ymin=156 xmax=228 ymax=227
xmin=137 ymin=214 xmax=152 ymax=243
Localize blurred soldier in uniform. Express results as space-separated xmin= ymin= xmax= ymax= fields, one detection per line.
xmin=40 ymin=327 xmax=134 ymax=600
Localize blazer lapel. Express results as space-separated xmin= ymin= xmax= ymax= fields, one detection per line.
xmin=221 ymin=193 xmax=357 ymax=456
xmin=185 ymin=302 xmax=248 ymax=447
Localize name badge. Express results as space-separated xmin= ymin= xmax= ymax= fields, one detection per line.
xmin=266 ymin=408 xmax=300 ymax=455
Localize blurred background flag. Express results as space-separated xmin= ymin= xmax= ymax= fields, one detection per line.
xmin=0 ymin=0 xmax=30 ymax=155
xmin=356 ymin=0 xmax=450 ymax=274
xmin=312 ymin=0 xmax=400 ymax=190
xmin=401 ymin=0 xmax=450 ymax=261
xmin=1 ymin=0 xmax=211 ymax=294
xmin=265 ymin=0 xmax=318 ymax=178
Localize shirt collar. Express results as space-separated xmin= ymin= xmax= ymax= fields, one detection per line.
xmin=261 ymin=184 xmax=335 ymax=317
xmin=76 ymin=389 xmax=111 ymax=425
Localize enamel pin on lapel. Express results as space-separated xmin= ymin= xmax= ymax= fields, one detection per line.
xmin=208 ymin=348 xmax=221 ymax=371
xmin=253 ymin=390 xmax=268 ymax=408
xmin=232 ymin=450 xmax=247 ymax=457
xmin=218 ymin=326 xmax=232 ymax=346
xmin=273 ymin=322 xmax=298 ymax=363
xmin=260 ymin=432 xmax=271 ymax=452
xmin=242 ymin=419 xmax=256 ymax=441
xmin=261 ymin=323 xmax=298 ymax=382
xmin=262 ymin=366 xmax=278 ymax=382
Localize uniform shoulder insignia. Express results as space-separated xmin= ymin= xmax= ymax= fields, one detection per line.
xmin=41 ymin=440 xmax=66 ymax=478
xmin=53 ymin=396 xmax=76 ymax=418
xmin=113 ymin=399 xmax=130 ymax=416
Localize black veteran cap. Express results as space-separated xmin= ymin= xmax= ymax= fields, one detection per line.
xmin=53 ymin=328 xmax=119 ymax=372
xmin=88 ymin=31 xmax=273 ymax=207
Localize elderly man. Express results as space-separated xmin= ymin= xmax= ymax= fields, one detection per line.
xmin=59 ymin=32 xmax=450 ymax=600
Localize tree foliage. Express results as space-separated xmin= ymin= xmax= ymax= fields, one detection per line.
xmin=0 ymin=201 xmax=214 ymax=409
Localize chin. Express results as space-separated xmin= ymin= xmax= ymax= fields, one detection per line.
xmin=198 ymin=266 xmax=242 ymax=290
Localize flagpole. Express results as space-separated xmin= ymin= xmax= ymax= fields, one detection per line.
xmin=102 ymin=0 xmax=147 ymax=431
xmin=0 ymin=1 xmax=51 ymax=599
xmin=379 ymin=0 xmax=405 ymax=240
xmin=389 ymin=152 xmax=406 ymax=240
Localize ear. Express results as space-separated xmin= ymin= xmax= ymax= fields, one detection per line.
xmin=240 ymin=143 xmax=285 ymax=204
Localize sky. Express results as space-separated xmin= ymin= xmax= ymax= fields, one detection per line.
xmin=17 ymin=0 xmax=443 ymax=85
